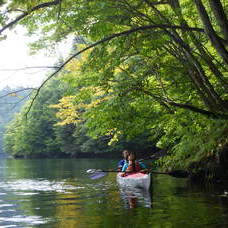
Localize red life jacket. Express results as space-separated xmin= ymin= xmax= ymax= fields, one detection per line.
xmin=126 ymin=161 xmax=141 ymax=172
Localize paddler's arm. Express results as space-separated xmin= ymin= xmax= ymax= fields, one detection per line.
xmin=120 ymin=163 xmax=129 ymax=176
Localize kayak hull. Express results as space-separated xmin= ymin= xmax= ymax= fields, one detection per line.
xmin=116 ymin=172 xmax=151 ymax=190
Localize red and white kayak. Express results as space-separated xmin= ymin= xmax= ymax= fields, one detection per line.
xmin=116 ymin=172 xmax=151 ymax=190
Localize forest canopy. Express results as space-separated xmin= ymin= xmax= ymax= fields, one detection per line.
xmin=1 ymin=0 xmax=228 ymax=171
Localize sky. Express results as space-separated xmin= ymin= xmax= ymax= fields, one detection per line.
xmin=0 ymin=27 xmax=72 ymax=89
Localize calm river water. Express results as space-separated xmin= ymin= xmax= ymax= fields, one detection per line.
xmin=0 ymin=158 xmax=228 ymax=227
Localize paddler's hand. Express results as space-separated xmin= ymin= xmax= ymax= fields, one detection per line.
xmin=121 ymin=172 xmax=126 ymax=177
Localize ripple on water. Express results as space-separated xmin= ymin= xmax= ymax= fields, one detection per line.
xmin=0 ymin=215 xmax=49 ymax=225
xmin=0 ymin=179 xmax=77 ymax=193
xmin=0 ymin=204 xmax=15 ymax=208
xmin=14 ymin=192 xmax=38 ymax=196
xmin=0 ymin=225 xmax=17 ymax=228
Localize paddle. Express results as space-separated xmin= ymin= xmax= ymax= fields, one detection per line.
xmin=86 ymin=154 xmax=156 ymax=180
xmin=86 ymin=169 xmax=189 ymax=180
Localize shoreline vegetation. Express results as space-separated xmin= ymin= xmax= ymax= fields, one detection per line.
xmin=0 ymin=1 xmax=228 ymax=183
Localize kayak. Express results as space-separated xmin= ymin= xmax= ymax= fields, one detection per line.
xmin=116 ymin=172 xmax=151 ymax=190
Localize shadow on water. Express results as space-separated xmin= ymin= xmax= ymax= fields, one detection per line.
xmin=0 ymin=158 xmax=228 ymax=227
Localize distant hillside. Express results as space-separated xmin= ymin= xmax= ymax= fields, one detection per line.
xmin=0 ymin=87 xmax=32 ymax=154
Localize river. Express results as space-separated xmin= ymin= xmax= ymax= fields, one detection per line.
xmin=0 ymin=158 xmax=228 ymax=227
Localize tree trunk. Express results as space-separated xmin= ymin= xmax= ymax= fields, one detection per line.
xmin=208 ymin=0 xmax=228 ymax=43
xmin=194 ymin=0 xmax=228 ymax=65
xmin=144 ymin=0 xmax=228 ymax=111
xmin=170 ymin=0 xmax=228 ymax=89
xmin=166 ymin=32 xmax=226 ymax=111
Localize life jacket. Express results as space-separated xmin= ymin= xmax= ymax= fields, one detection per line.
xmin=126 ymin=161 xmax=141 ymax=172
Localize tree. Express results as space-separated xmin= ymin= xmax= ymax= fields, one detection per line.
xmin=1 ymin=1 xmax=228 ymax=171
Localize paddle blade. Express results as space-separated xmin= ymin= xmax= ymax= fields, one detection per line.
xmin=89 ymin=172 xmax=107 ymax=180
xmin=86 ymin=169 xmax=95 ymax=174
xmin=86 ymin=169 xmax=102 ymax=174
xmin=169 ymin=170 xmax=189 ymax=178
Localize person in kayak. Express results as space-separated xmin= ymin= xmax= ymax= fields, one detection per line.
xmin=117 ymin=150 xmax=130 ymax=171
xmin=121 ymin=151 xmax=148 ymax=176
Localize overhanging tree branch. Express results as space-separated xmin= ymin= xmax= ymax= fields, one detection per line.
xmin=144 ymin=1 xmax=227 ymax=110
xmin=25 ymin=24 xmax=205 ymax=118
xmin=0 ymin=88 xmax=36 ymax=99
xmin=166 ymin=100 xmax=228 ymax=119
xmin=11 ymin=92 xmax=33 ymax=110
xmin=25 ymin=24 xmax=204 ymax=116
xmin=0 ymin=0 xmax=61 ymax=35
xmin=140 ymin=89 xmax=228 ymax=119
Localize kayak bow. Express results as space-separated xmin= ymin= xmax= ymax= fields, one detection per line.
xmin=116 ymin=172 xmax=151 ymax=190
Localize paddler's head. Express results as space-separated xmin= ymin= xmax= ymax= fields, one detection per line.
xmin=122 ymin=150 xmax=130 ymax=159
xmin=128 ymin=151 xmax=136 ymax=162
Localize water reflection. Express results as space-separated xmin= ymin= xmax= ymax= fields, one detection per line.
xmin=0 ymin=159 xmax=228 ymax=227
xmin=0 ymin=158 xmax=119 ymax=227
xmin=119 ymin=186 xmax=152 ymax=209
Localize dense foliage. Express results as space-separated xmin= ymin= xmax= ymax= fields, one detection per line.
xmin=4 ymin=78 xmax=156 ymax=158
xmin=1 ymin=1 xmax=228 ymax=171
xmin=0 ymin=87 xmax=30 ymax=154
